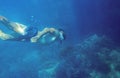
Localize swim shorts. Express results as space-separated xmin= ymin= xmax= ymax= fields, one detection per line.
xmin=17 ymin=26 xmax=38 ymax=41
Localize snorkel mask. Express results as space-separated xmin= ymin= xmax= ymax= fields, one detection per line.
xmin=59 ymin=31 xmax=65 ymax=40
xmin=58 ymin=29 xmax=66 ymax=41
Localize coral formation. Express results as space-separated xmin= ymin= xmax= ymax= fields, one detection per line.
xmin=0 ymin=34 xmax=120 ymax=78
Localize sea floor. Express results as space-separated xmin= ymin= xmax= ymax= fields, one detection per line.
xmin=0 ymin=34 xmax=120 ymax=78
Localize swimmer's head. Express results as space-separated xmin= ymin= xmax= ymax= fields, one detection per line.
xmin=58 ymin=29 xmax=66 ymax=41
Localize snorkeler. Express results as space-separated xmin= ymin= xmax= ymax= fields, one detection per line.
xmin=0 ymin=15 xmax=65 ymax=44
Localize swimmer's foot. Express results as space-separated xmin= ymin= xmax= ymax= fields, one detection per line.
xmin=0 ymin=16 xmax=7 ymax=21
xmin=0 ymin=30 xmax=5 ymax=40
xmin=0 ymin=30 xmax=4 ymax=35
xmin=0 ymin=16 xmax=9 ymax=24
xmin=0 ymin=30 xmax=14 ymax=40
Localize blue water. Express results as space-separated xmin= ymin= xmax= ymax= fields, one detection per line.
xmin=0 ymin=0 xmax=120 ymax=78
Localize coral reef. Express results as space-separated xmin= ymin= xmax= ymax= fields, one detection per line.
xmin=58 ymin=34 xmax=120 ymax=78
xmin=0 ymin=34 xmax=120 ymax=78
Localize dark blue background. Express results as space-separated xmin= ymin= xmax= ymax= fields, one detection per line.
xmin=0 ymin=0 xmax=120 ymax=44
xmin=0 ymin=0 xmax=120 ymax=78
xmin=74 ymin=0 xmax=120 ymax=44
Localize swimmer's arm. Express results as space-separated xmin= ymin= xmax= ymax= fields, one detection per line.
xmin=39 ymin=28 xmax=57 ymax=36
xmin=30 ymin=28 xmax=57 ymax=42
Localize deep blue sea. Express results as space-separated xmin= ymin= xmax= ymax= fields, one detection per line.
xmin=0 ymin=0 xmax=120 ymax=78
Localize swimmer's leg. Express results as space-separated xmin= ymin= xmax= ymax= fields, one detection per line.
xmin=0 ymin=16 xmax=27 ymax=35
xmin=0 ymin=30 xmax=14 ymax=40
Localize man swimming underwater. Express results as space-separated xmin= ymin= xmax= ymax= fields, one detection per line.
xmin=0 ymin=16 xmax=65 ymax=44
